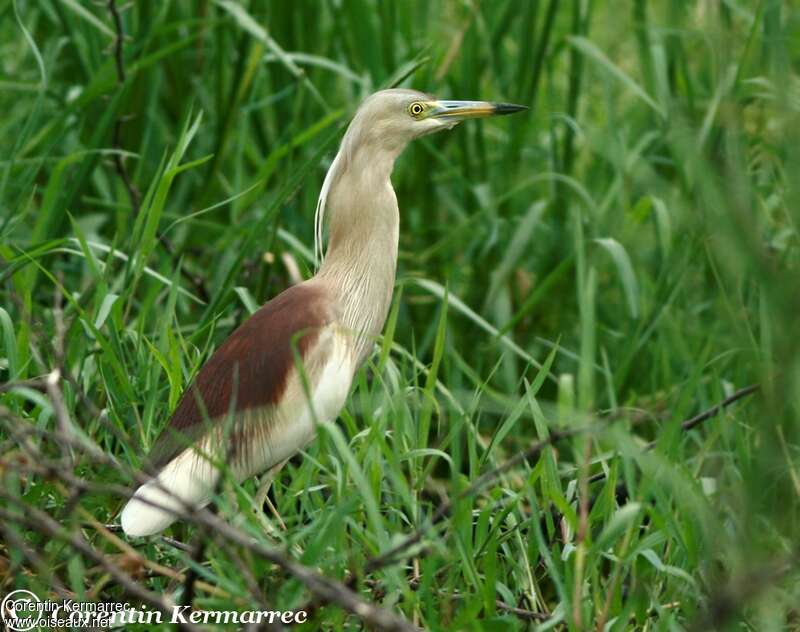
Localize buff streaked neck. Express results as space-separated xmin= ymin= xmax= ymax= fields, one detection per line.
xmin=315 ymin=140 xmax=402 ymax=362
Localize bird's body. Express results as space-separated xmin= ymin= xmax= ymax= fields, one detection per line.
xmin=121 ymin=89 xmax=524 ymax=537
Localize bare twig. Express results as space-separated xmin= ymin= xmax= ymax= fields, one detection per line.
xmin=77 ymin=506 xmax=237 ymax=602
xmin=107 ymin=2 xmax=211 ymax=302
xmin=367 ymin=383 xmax=760 ymax=575
xmin=365 ymin=425 xmax=586 ymax=573
xmin=0 ymin=378 xmax=761 ymax=631
xmin=179 ymin=540 xmax=208 ymax=610
xmin=0 ymin=501 xmax=203 ymax=632
xmin=678 ymin=383 xmax=759 ymax=433
xmin=355 ymin=576 xmax=551 ymax=623
xmin=0 ymin=522 xmax=70 ymax=597
xmin=4 ymin=264 xmax=115 ymax=440
xmin=587 ymin=383 xmax=759 ymax=485
xmin=495 ymin=599 xmax=551 ymax=622
xmin=0 ymin=377 xmax=48 ymax=393
xmin=160 ymin=535 xmax=193 ymax=553
xmin=177 ymin=507 xmax=422 ymax=632
xmin=0 ymin=416 xmax=420 ymax=632
xmin=107 ymin=0 xmax=141 ymax=215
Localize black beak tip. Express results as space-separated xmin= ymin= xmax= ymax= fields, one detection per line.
xmin=493 ymin=102 xmax=529 ymax=115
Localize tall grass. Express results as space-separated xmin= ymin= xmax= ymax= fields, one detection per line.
xmin=1 ymin=1 xmax=798 ymax=630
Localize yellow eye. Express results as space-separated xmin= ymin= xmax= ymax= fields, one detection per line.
xmin=409 ymin=102 xmax=425 ymax=117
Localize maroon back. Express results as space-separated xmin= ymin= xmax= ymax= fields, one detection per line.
xmin=147 ymin=283 xmax=331 ymax=469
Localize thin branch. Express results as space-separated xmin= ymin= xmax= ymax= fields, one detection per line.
xmin=0 ymin=381 xmax=761 ymax=631
xmin=106 ymin=0 xmax=141 ymax=215
xmin=365 ymin=425 xmax=586 ymax=573
xmin=0 ymin=502 xmax=203 ymax=632
xmin=0 ymin=417 xmax=420 ymax=632
xmin=367 ymin=383 xmax=760 ymax=574
xmin=587 ymin=383 xmax=759 ymax=485
xmin=77 ymin=506 xmax=237 ymax=602
xmin=107 ymin=0 xmax=127 ymax=82
xmin=106 ymin=2 xmax=209 ymax=301
xmin=107 ymin=4 xmax=209 ymax=304
xmin=0 ymin=521 xmax=71 ymax=597
xmin=0 ymin=377 xmax=48 ymax=392
xmin=358 ymin=576 xmax=551 ymax=623
xmin=495 ymin=600 xmax=551 ymax=622
xmin=678 ymin=383 xmax=759 ymax=433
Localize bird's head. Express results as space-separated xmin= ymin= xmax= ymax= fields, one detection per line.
xmin=316 ymin=89 xmax=526 ymax=263
xmin=346 ymin=88 xmax=527 ymax=154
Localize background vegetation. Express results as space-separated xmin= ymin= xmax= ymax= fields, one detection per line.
xmin=1 ymin=0 xmax=799 ymax=629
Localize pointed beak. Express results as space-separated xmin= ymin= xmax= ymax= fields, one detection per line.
xmin=429 ymin=100 xmax=528 ymax=121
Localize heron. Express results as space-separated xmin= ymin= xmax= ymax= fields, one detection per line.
xmin=121 ymin=89 xmax=526 ymax=537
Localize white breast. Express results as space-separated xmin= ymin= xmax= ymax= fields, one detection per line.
xmin=244 ymin=325 xmax=355 ymax=475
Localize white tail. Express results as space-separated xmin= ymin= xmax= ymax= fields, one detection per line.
xmin=121 ymin=450 xmax=218 ymax=537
